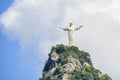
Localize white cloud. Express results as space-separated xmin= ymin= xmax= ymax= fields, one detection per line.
xmin=0 ymin=0 xmax=120 ymax=79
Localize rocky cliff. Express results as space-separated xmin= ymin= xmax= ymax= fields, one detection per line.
xmin=40 ymin=44 xmax=112 ymax=80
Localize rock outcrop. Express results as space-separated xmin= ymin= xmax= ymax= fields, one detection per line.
xmin=40 ymin=44 xmax=112 ymax=80
xmin=63 ymin=55 xmax=82 ymax=73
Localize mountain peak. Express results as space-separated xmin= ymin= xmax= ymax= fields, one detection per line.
xmin=40 ymin=44 xmax=112 ymax=80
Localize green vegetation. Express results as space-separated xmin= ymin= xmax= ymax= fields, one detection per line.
xmin=50 ymin=44 xmax=92 ymax=66
xmin=55 ymin=64 xmax=63 ymax=74
xmin=40 ymin=44 xmax=112 ymax=80
xmin=99 ymin=74 xmax=112 ymax=80
xmin=68 ymin=66 xmax=112 ymax=80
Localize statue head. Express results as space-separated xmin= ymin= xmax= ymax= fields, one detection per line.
xmin=69 ymin=22 xmax=73 ymax=27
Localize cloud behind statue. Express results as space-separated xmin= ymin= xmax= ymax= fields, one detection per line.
xmin=0 ymin=0 xmax=120 ymax=80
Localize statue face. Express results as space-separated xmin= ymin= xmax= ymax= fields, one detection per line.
xmin=69 ymin=23 xmax=73 ymax=27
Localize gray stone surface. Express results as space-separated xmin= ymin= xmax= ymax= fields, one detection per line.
xmin=50 ymin=51 xmax=59 ymax=61
xmin=63 ymin=55 xmax=82 ymax=73
xmin=45 ymin=67 xmax=56 ymax=78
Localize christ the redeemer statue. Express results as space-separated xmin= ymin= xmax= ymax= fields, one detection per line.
xmin=60 ymin=23 xmax=83 ymax=46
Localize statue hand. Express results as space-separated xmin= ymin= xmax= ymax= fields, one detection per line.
xmin=80 ymin=25 xmax=83 ymax=27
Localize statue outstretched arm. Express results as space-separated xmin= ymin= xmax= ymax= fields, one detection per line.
xmin=74 ymin=25 xmax=83 ymax=31
xmin=60 ymin=27 xmax=69 ymax=31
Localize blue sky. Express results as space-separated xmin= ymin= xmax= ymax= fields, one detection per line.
xmin=0 ymin=31 xmax=35 ymax=80
xmin=0 ymin=0 xmax=12 ymax=14
xmin=0 ymin=0 xmax=41 ymax=80
xmin=0 ymin=0 xmax=120 ymax=80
